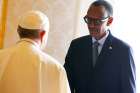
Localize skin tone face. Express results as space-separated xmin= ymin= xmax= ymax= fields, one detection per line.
xmin=86 ymin=5 xmax=113 ymax=40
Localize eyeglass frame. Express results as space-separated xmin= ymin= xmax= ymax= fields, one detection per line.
xmin=84 ymin=16 xmax=109 ymax=25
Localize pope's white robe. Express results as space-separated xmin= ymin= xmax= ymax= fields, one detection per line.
xmin=0 ymin=38 xmax=71 ymax=93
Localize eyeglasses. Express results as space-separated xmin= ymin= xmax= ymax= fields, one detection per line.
xmin=84 ymin=16 xmax=109 ymax=25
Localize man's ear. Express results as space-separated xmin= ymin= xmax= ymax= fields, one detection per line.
xmin=107 ymin=17 xmax=113 ymax=26
xmin=39 ymin=30 xmax=46 ymax=42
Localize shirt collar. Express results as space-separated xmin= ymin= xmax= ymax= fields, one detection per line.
xmin=92 ymin=30 xmax=109 ymax=46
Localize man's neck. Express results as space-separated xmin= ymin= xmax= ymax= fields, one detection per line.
xmin=32 ymin=39 xmax=41 ymax=46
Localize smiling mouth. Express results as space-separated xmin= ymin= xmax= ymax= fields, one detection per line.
xmin=89 ymin=28 xmax=99 ymax=33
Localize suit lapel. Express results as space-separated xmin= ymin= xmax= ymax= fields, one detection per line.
xmin=84 ymin=35 xmax=93 ymax=69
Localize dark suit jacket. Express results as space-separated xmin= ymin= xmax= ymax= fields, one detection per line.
xmin=64 ymin=32 xmax=136 ymax=93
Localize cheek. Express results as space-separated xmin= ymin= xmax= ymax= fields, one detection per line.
xmin=100 ymin=23 xmax=107 ymax=30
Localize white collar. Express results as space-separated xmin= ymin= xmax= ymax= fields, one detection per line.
xmin=92 ymin=30 xmax=109 ymax=45
xmin=17 ymin=38 xmax=40 ymax=48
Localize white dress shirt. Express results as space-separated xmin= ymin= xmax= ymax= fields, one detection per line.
xmin=92 ymin=31 xmax=109 ymax=54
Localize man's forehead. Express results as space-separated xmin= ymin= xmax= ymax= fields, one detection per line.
xmin=87 ymin=5 xmax=108 ymax=18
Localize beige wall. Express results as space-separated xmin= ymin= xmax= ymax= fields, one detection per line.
xmin=3 ymin=0 xmax=81 ymax=64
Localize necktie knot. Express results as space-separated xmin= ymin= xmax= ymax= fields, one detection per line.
xmin=93 ymin=41 xmax=99 ymax=47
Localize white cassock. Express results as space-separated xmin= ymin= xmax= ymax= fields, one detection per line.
xmin=0 ymin=38 xmax=71 ymax=93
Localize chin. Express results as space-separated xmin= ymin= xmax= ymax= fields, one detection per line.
xmin=90 ymin=33 xmax=97 ymax=37
xmin=89 ymin=32 xmax=99 ymax=39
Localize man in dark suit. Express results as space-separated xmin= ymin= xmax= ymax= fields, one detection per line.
xmin=64 ymin=0 xmax=136 ymax=93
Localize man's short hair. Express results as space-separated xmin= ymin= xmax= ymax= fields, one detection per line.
xmin=90 ymin=0 xmax=113 ymax=16
xmin=17 ymin=26 xmax=41 ymax=39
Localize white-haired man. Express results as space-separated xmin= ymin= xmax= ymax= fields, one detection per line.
xmin=0 ymin=10 xmax=71 ymax=93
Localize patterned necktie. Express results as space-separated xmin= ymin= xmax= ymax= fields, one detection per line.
xmin=92 ymin=41 xmax=99 ymax=67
